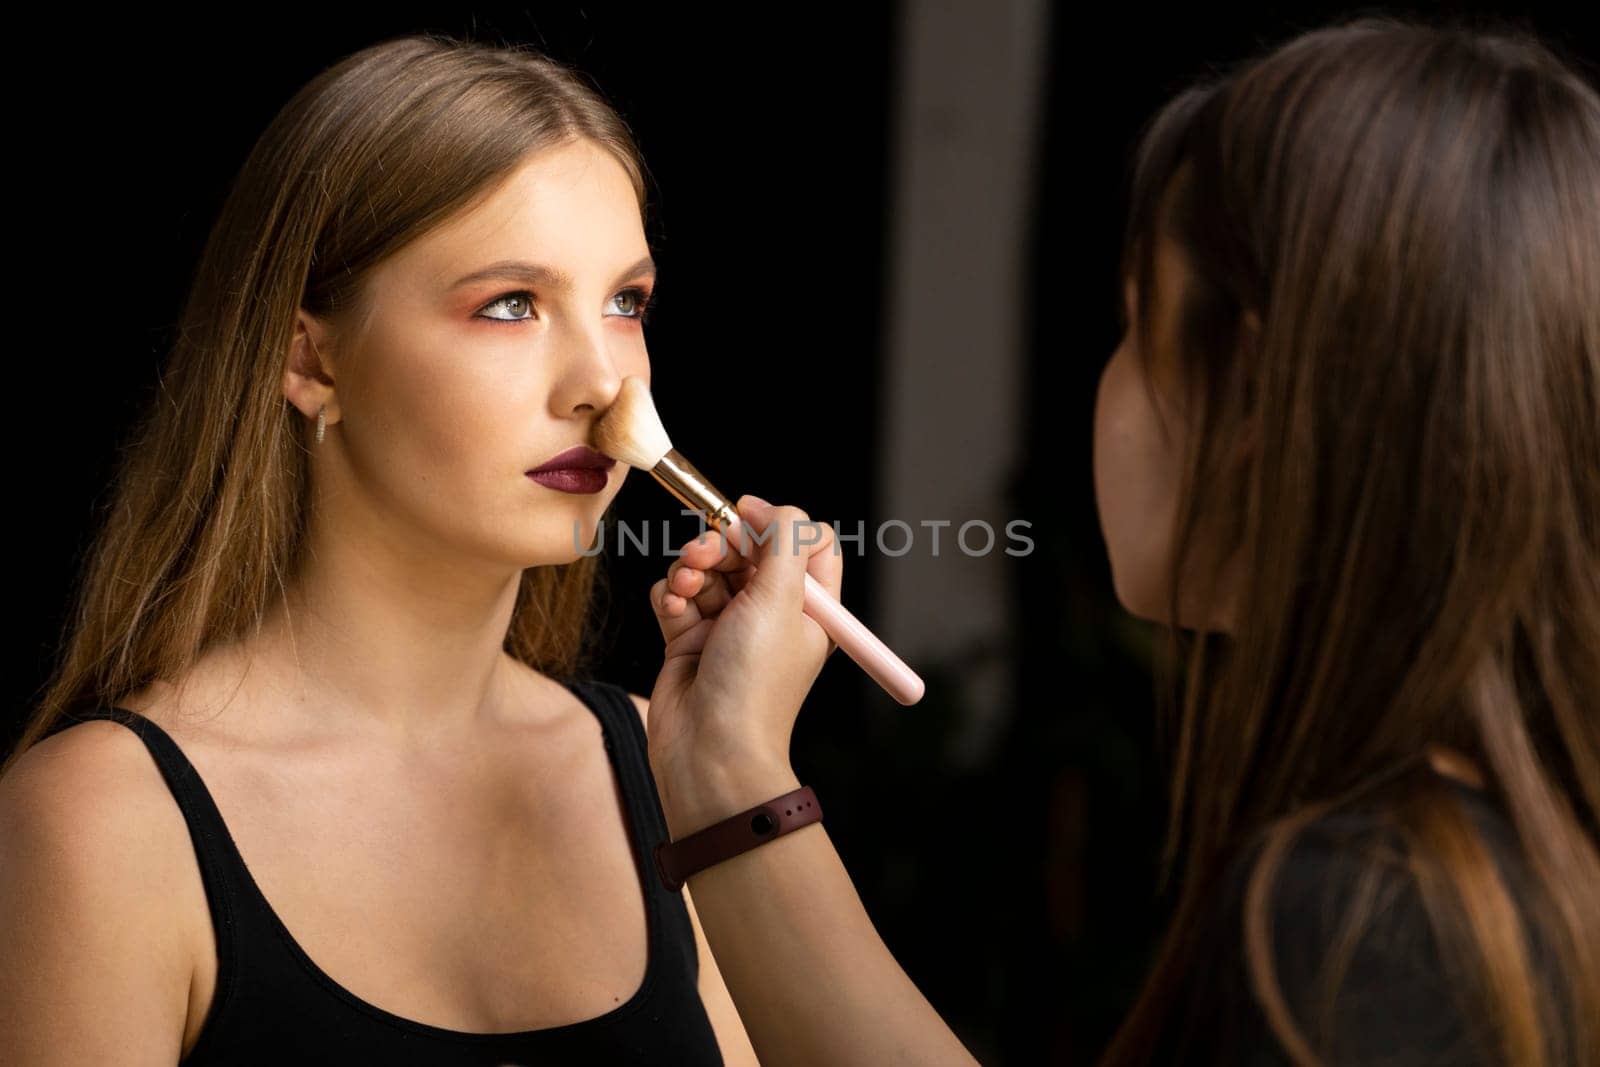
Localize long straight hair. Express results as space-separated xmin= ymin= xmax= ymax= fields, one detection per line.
xmin=1101 ymin=16 xmax=1600 ymax=1065
xmin=4 ymin=34 xmax=647 ymax=774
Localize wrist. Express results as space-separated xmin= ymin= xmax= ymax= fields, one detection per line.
xmin=655 ymin=750 xmax=802 ymax=841
xmin=654 ymin=784 xmax=821 ymax=891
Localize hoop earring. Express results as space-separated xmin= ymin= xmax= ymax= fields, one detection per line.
xmin=306 ymin=330 xmax=330 ymax=445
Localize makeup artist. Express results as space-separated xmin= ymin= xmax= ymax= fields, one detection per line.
xmin=636 ymin=15 xmax=1600 ymax=1067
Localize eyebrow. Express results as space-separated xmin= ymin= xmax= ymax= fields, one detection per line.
xmin=449 ymin=254 xmax=657 ymax=293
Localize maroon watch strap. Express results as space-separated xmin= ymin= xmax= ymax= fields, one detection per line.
xmin=654 ymin=785 xmax=822 ymax=891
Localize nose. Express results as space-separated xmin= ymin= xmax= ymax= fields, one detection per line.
xmin=548 ymin=321 xmax=625 ymax=418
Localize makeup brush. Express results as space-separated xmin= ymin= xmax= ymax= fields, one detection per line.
xmin=594 ymin=376 xmax=925 ymax=706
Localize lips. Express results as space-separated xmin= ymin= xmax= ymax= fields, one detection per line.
xmin=527 ymin=446 xmax=617 ymax=474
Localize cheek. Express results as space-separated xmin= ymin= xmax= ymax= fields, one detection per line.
xmin=383 ymin=356 xmax=509 ymax=467
xmin=615 ymin=334 xmax=651 ymax=392
xmin=1093 ymin=346 xmax=1180 ymax=621
xmin=346 ymin=328 xmax=547 ymax=510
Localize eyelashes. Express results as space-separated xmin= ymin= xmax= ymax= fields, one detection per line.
xmin=475 ymin=286 xmax=656 ymax=326
xmin=610 ymin=287 xmax=655 ymax=322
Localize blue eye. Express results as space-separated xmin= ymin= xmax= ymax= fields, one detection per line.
xmin=475 ymin=287 xmax=656 ymax=325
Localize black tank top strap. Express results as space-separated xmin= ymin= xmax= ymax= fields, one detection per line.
xmin=562 ymin=678 xmax=700 ymax=981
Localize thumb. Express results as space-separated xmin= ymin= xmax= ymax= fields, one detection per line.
xmin=731 ymin=493 xmax=775 ymax=540
xmin=732 ymin=495 xmax=809 ymax=610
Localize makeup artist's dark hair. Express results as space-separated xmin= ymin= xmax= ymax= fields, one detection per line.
xmin=1101 ymin=15 xmax=1600 ymax=1066
xmin=3 ymin=33 xmax=645 ymax=773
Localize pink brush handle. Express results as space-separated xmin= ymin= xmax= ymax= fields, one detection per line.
xmin=800 ymin=571 xmax=925 ymax=705
xmin=718 ymin=515 xmax=925 ymax=706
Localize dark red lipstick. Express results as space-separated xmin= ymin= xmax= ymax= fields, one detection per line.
xmin=526 ymin=446 xmax=616 ymax=494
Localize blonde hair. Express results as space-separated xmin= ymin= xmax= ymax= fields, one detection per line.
xmin=5 ymin=33 xmax=647 ymax=773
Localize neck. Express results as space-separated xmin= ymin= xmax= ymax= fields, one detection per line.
xmin=244 ymin=508 xmax=527 ymax=743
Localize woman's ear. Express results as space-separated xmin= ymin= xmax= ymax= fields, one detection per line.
xmin=283 ymin=309 xmax=338 ymax=422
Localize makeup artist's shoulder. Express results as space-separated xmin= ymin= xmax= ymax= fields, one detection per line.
xmin=0 ymin=718 xmax=199 ymax=1050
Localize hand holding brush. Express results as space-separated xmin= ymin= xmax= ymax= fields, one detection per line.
xmin=593 ymin=376 xmax=925 ymax=707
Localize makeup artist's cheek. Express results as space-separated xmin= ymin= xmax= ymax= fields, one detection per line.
xmin=1093 ymin=348 xmax=1163 ymax=617
xmin=1092 ymin=350 xmax=1136 ymax=512
xmin=1092 ymin=361 xmax=1127 ymax=548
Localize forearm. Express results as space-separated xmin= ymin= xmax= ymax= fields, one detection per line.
xmin=658 ymin=759 xmax=977 ymax=1066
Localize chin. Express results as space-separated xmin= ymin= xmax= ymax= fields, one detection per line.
xmin=1110 ymin=565 xmax=1170 ymax=626
xmin=503 ymin=520 xmax=600 ymax=567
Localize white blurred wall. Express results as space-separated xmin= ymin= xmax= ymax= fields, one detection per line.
xmin=874 ymin=0 xmax=1049 ymax=765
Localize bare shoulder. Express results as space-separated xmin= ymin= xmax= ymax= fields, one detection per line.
xmin=0 ymin=717 xmax=181 ymax=843
xmin=0 ymin=717 xmax=196 ymax=922
xmin=0 ymin=719 xmax=197 ymax=1060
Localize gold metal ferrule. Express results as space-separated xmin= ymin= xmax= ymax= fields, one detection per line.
xmin=651 ymin=449 xmax=739 ymax=533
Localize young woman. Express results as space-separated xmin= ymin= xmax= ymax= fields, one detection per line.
xmin=640 ymin=16 xmax=1600 ymax=1066
xmin=0 ymin=36 xmax=759 ymax=1065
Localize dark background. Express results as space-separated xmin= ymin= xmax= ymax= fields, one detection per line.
xmin=10 ymin=5 xmax=1598 ymax=1064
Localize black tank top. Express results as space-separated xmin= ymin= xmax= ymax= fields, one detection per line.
xmin=47 ymin=678 xmax=725 ymax=1066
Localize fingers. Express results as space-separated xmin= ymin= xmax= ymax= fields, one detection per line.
xmin=652 ymin=499 xmax=846 ymax=661
xmin=670 ymin=527 xmax=751 ymax=575
xmin=733 ymin=496 xmax=844 ymax=606
xmin=726 ymin=497 xmax=843 ymax=662
xmin=656 ymin=526 xmax=754 ymax=635
xmin=795 ymin=508 xmax=843 ymax=605
xmin=650 ymin=575 xmax=703 ymax=645
xmin=667 ymin=558 xmax=749 ymax=618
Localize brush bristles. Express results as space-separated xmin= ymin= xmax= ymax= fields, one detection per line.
xmin=594 ymin=376 xmax=674 ymax=469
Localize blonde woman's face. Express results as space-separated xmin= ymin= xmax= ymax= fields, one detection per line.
xmin=322 ymin=139 xmax=652 ymax=567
